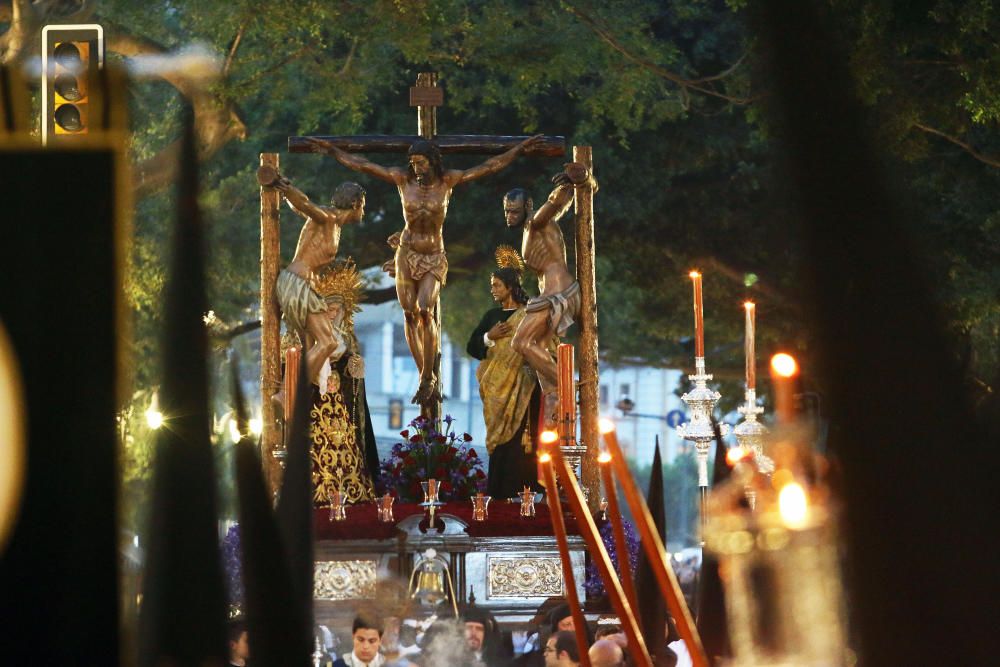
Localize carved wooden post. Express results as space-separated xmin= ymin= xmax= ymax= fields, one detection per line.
xmin=574 ymin=145 xmax=601 ymax=508
xmin=260 ymin=152 xmax=282 ymax=496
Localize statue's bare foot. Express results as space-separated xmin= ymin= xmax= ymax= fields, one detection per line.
xmin=412 ymin=376 xmax=442 ymax=406
xmin=542 ymin=392 xmax=560 ymax=432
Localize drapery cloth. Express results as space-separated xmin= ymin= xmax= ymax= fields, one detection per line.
xmin=276 ymin=269 xmax=326 ymax=335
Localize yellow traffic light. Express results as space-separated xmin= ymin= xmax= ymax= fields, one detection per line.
xmin=42 ymin=25 xmax=104 ymax=146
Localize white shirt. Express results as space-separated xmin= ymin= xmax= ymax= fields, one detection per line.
xmin=340 ymin=652 xmax=385 ymax=667
xmin=668 ymin=640 xmax=692 ymax=667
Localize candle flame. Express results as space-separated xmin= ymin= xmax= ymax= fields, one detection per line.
xmin=598 ymin=417 xmax=616 ymax=435
xmin=726 ymin=445 xmax=748 ymax=466
xmin=540 ymin=430 xmax=559 ymax=445
xmin=598 ymin=452 xmax=612 ymax=464
xmin=689 ymin=270 xmax=701 ymax=279
xmin=770 ymin=352 xmax=799 ymax=378
xmin=248 ymin=417 xmax=262 ymax=436
xmin=744 ymin=301 xmax=755 ymax=310
xmin=778 ymin=482 xmax=809 ymax=528
xmin=228 ymin=420 xmax=242 ymax=444
xmin=538 ymin=452 xmax=552 ymax=463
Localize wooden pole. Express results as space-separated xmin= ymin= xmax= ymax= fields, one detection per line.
xmin=549 ymin=446 xmax=653 ymax=667
xmin=600 ymin=425 xmax=709 ymax=667
xmin=573 ymin=146 xmax=601 ymax=509
xmin=540 ymin=454 xmax=592 ymax=667
xmin=599 ymin=457 xmax=639 ymax=615
xmin=260 ymin=152 xmax=282 ymax=497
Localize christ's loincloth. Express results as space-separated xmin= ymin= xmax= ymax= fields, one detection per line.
xmin=525 ymin=281 xmax=581 ymax=337
xmin=276 ymin=269 xmax=326 ymax=335
xmin=400 ymin=242 xmax=448 ymax=285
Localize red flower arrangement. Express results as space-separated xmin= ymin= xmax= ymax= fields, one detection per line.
xmin=379 ymin=415 xmax=486 ymax=502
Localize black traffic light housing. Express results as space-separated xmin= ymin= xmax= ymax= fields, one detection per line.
xmin=42 ymin=24 xmax=104 ymax=145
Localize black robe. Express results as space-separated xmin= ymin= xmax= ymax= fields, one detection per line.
xmin=467 ymin=308 xmax=543 ymax=499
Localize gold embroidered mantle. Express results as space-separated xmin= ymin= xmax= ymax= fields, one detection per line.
xmin=310 ymin=385 xmax=375 ymax=504
xmin=476 ymin=308 xmax=538 ymax=454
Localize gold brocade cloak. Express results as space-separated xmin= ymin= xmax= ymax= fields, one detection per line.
xmin=476 ymin=308 xmax=538 ymax=454
xmin=310 ymin=380 xmax=375 ymax=504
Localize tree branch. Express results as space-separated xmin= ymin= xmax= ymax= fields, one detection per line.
xmin=561 ymin=1 xmax=756 ymax=106
xmin=222 ymin=21 xmax=246 ymax=78
xmin=913 ymin=122 xmax=1000 ymax=169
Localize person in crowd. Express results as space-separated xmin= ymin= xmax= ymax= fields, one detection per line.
xmin=461 ymin=605 xmax=511 ymax=667
xmin=544 ymin=631 xmax=580 ymax=667
xmin=334 ymin=614 xmax=385 ymax=667
xmin=587 ymin=639 xmax=625 ymax=667
xmin=227 ymin=618 xmax=250 ymax=667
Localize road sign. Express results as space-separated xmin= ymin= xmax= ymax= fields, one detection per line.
xmin=666 ymin=409 xmax=688 ymax=428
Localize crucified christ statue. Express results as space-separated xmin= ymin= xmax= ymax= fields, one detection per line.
xmin=503 ymin=163 xmax=597 ymax=428
xmin=306 ymin=134 xmax=543 ymax=407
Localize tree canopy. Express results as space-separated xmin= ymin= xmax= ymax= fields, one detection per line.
xmin=5 ymin=0 xmax=997 ymax=406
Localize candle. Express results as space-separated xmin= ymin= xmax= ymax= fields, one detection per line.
xmin=557 ymin=344 xmax=576 ymax=444
xmin=690 ymin=271 xmax=704 ymax=358
xmin=599 ymin=452 xmax=639 ymax=615
xmin=599 ymin=419 xmax=710 ymax=667
xmin=745 ymin=301 xmax=756 ymax=390
xmin=539 ymin=453 xmax=592 ymax=667
xmin=770 ymin=352 xmax=799 ymax=424
xmin=550 ymin=445 xmax=653 ymax=667
xmin=284 ymin=346 xmax=300 ymax=422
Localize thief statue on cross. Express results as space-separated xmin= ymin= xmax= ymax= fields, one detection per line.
xmin=306 ymin=133 xmax=543 ymax=407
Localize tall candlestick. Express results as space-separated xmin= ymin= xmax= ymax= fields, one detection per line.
xmin=690 ymin=271 xmax=704 ymax=358
xmin=284 ymin=346 xmax=300 ymax=423
xmin=599 ymin=453 xmax=639 ymax=615
xmin=770 ymin=352 xmax=799 ymax=425
xmin=600 ymin=420 xmax=709 ymax=667
xmin=550 ymin=446 xmax=653 ymax=667
xmin=540 ymin=454 xmax=592 ymax=667
xmin=745 ymin=301 xmax=756 ymax=390
xmin=557 ymin=344 xmax=576 ymax=444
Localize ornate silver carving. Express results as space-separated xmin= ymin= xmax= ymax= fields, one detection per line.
xmin=314 ymin=559 xmax=377 ymax=600
xmin=733 ymin=388 xmax=774 ymax=475
xmin=487 ymin=556 xmax=563 ymax=598
xmin=676 ymin=356 xmax=730 ymax=487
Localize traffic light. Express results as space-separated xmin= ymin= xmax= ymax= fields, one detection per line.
xmin=42 ymin=24 xmax=104 ymax=146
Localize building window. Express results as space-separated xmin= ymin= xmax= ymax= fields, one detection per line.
xmin=599 ymin=384 xmax=608 ymax=406
xmin=619 ymin=383 xmax=630 ymax=399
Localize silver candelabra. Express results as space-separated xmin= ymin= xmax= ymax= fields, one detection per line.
xmin=733 ymin=388 xmax=773 ymax=475
xmin=676 ymin=357 xmax=730 ymax=490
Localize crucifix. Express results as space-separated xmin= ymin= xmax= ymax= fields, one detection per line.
xmin=288 ymin=73 xmax=563 ymax=422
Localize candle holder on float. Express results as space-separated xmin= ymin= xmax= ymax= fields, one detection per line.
xmin=704 ymin=451 xmax=847 ymax=666
xmin=377 ymin=493 xmax=395 ymax=523
xmin=470 ymin=493 xmax=491 ymax=522
xmin=419 ymin=478 xmax=445 ymax=527
xmin=328 ymin=489 xmax=347 ymax=522
xmin=518 ymin=486 xmax=536 ymax=518
xmin=676 ymin=356 xmax=730 ymax=514
xmin=733 ymin=389 xmax=772 ymax=510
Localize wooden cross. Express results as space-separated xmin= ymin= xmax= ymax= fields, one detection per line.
xmin=287 ymin=72 xmax=565 ymax=424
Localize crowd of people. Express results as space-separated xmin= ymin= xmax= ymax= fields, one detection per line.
xmin=228 ymin=599 xmax=693 ymax=667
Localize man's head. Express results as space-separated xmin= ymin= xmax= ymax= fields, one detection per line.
xmin=588 ymin=638 xmax=625 ymax=667
xmin=407 ymin=140 xmax=444 ymax=185
xmin=549 ymin=603 xmax=574 ymax=633
xmin=227 ymin=619 xmax=249 ymax=664
xmin=461 ymin=606 xmax=493 ymax=654
xmin=503 ymin=188 xmax=533 ymax=228
xmin=331 ymin=181 xmax=366 ymax=222
xmin=545 ymin=630 xmax=580 ymax=666
xmin=352 ymin=614 xmax=384 ymax=662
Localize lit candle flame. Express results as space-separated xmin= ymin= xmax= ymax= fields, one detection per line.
xmin=598 ymin=417 xmax=616 ymax=434
xmin=540 ymin=429 xmax=559 ymax=445
xmin=598 ymin=452 xmax=612 ymax=464
xmin=538 ymin=452 xmax=552 ymax=463
xmin=744 ymin=300 xmax=755 ymax=310
xmin=726 ymin=445 xmax=748 ymax=466
xmin=771 ymin=352 xmax=799 ymax=378
xmin=248 ymin=417 xmax=262 ymax=436
xmin=778 ymin=482 xmax=809 ymax=528
xmin=145 ymin=409 xmax=164 ymax=430
xmin=689 ymin=270 xmax=701 ymax=279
